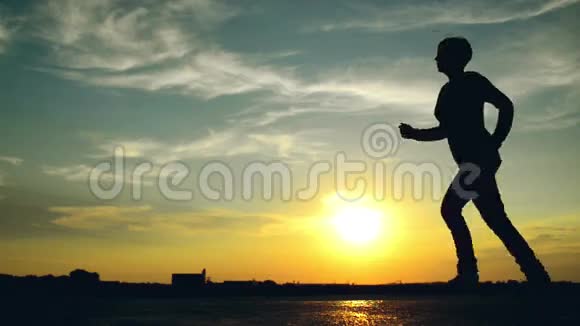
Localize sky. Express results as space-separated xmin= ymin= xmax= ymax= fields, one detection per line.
xmin=0 ymin=0 xmax=579 ymax=284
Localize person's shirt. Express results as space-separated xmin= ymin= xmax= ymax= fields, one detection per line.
xmin=434 ymin=71 xmax=501 ymax=169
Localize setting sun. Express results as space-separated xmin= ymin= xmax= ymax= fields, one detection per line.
xmin=323 ymin=194 xmax=389 ymax=246
xmin=332 ymin=205 xmax=383 ymax=244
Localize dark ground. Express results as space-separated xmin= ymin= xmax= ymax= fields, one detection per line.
xmin=2 ymin=273 xmax=578 ymax=325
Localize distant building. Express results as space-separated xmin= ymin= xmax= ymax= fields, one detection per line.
xmin=172 ymin=269 xmax=206 ymax=287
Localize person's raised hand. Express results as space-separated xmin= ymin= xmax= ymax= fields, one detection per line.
xmin=399 ymin=123 xmax=416 ymax=139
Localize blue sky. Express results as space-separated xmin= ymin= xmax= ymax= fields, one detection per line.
xmin=0 ymin=0 xmax=579 ymax=283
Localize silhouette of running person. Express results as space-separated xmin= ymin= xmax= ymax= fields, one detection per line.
xmin=399 ymin=37 xmax=551 ymax=286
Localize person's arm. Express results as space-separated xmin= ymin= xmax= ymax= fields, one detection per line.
xmin=400 ymin=123 xmax=447 ymax=141
xmin=480 ymin=75 xmax=514 ymax=148
xmin=399 ymin=86 xmax=447 ymax=142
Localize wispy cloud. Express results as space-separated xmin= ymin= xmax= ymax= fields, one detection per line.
xmin=47 ymin=50 xmax=300 ymax=99
xmin=49 ymin=205 xmax=282 ymax=234
xmin=478 ymin=214 xmax=580 ymax=257
xmin=0 ymin=156 xmax=23 ymax=166
xmin=42 ymin=127 xmax=330 ymax=184
xmin=164 ymin=129 xmax=328 ymax=161
xmin=94 ymin=139 xmax=163 ymax=159
xmin=31 ymin=0 xmax=304 ymax=99
xmin=36 ymin=0 xmax=236 ymax=71
xmin=42 ymin=163 xmax=154 ymax=186
xmin=0 ymin=22 xmax=9 ymax=54
xmin=19 ymin=0 xmax=580 ymax=134
xmin=0 ymin=4 xmax=20 ymax=55
xmin=519 ymin=89 xmax=580 ymax=131
xmin=315 ymin=0 xmax=579 ymax=32
xmin=472 ymin=26 xmax=580 ymax=131
xmin=42 ymin=164 xmax=94 ymax=182
xmin=0 ymin=156 xmax=23 ymax=187
xmin=92 ymin=128 xmax=329 ymax=163
xmin=228 ymin=16 xmax=579 ymax=131
xmin=31 ymin=0 xmax=441 ymax=112
xmin=232 ymin=24 xmax=577 ymax=129
xmin=50 ymin=205 xmax=153 ymax=230
xmin=234 ymin=57 xmax=442 ymax=127
xmin=480 ymin=32 xmax=580 ymax=98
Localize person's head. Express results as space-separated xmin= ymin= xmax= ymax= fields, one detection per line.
xmin=435 ymin=37 xmax=472 ymax=75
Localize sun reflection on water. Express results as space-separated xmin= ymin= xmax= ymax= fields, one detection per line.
xmin=320 ymin=300 xmax=402 ymax=325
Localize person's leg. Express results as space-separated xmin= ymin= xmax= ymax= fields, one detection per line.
xmin=473 ymin=175 xmax=550 ymax=283
xmin=441 ymin=179 xmax=477 ymax=280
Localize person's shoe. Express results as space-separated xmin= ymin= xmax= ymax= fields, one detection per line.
xmin=447 ymin=273 xmax=479 ymax=288
xmin=525 ymin=271 xmax=551 ymax=286
xmin=521 ymin=260 xmax=551 ymax=286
